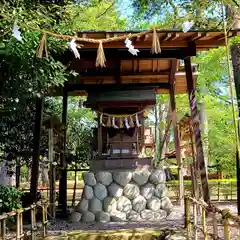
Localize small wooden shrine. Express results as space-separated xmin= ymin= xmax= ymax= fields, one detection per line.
xmin=30 ymin=29 xmax=239 ymax=211
xmin=86 ymin=89 xmax=155 ymax=170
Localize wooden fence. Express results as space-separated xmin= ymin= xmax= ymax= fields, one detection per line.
xmin=185 ymin=196 xmax=240 ymax=239
xmin=0 ymin=201 xmax=48 ymax=240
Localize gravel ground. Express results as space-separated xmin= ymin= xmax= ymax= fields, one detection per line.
xmin=4 ymin=202 xmax=240 ymax=239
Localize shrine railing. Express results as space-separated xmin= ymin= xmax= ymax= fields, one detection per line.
xmin=184 ymin=196 xmax=240 ymax=240
xmin=0 ymin=201 xmax=48 ymax=240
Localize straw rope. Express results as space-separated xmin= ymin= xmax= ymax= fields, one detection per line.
xmin=95 ymin=108 xmax=148 ymax=118
xmin=1 ymin=13 xmax=154 ymax=44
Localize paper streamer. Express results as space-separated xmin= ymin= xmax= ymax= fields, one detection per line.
xmin=182 ymin=21 xmax=194 ymax=33
xmin=125 ymin=117 xmax=130 ymax=129
xmin=125 ymin=38 xmax=140 ymax=56
xmin=112 ymin=117 xmax=119 ymax=129
xmin=100 ymin=113 xmax=105 ymax=127
xmin=135 ymin=114 xmax=141 ymax=127
xmin=12 ymin=23 xmax=22 ymax=41
xmin=69 ymin=39 xmax=80 ymax=59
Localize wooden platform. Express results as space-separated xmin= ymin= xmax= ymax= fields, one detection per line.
xmin=90 ymin=157 xmax=153 ymax=171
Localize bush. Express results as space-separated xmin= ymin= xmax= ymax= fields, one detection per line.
xmin=0 ymin=186 xmax=23 ymax=214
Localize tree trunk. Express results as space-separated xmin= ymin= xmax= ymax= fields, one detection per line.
xmin=200 ymin=98 xmax=209 ymax=176
xmin=159 ymin=101 xmax=170 ymax=160
xmin=228 ymin=3 xmax=240 ymax=216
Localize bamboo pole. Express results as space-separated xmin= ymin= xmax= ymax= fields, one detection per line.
xmin=184 ymin=197 xmax=191 ymax=236
xmin=1 ymin=219 xmax=6 ymax=239
xmin=42 ymin=202 xmax=47 ymax=238
xmin=193 ymin=202 xmax=198 ymax=240
xmin=202 ymin=206 xmax=208 ymax=240
xmin=31 ymin=205 xmax=37 ymax=240
xmin=222 ymin=209 xmax=230 ymax=240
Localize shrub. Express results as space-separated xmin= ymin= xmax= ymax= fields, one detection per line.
xmin=0 ymin=186 xmax=23 ymax=214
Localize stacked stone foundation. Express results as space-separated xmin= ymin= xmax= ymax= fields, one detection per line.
xmin=69 ymin=169 xmax=173 ymax=222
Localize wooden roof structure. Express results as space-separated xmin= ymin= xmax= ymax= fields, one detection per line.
xmin=51 ymin=30 xmax=239 ymax=96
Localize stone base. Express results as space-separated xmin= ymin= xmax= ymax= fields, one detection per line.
xmin=69 ymin=169 xmax=173 ymax=223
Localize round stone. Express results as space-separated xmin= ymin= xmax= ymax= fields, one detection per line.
xmin=82 ymin=211 xmax=95 ymax=222
xmin=103 ymin=197 xmax=117 ymax=213
xmin=75 ymin=198 xmax=88 ymax=213
xmin=166 ymin=211 xmax=184 ymax=220
xmin=161 ymin=197 xmax=173 ymax=212
xmin=132 ymin=195 xmax=147 ymax=213
xmin=89 ymin=198 xmax=102 ymax=214
xmin=113 ymin=171 xmax=132 ymax=187
xmin=154 ymin=210 xmax=167 ymax=220
xmin=132 ymin=169 xmax=150 ymax=186
xmin=95 ymin=172 xmax=113 ymax=186
xmin=149 ymin=169 xmax=166 ymax=184
xmin=108 ymin=182 xmax=123 ymax=197
xmin=117 ymin=196 xmax=132 ymax=214
xmin=147 ymin=196 xmax=161 ymax=211
xmin=111 ymin=211 xmax=127 ymax=222
xmin=83 ymin=172 xmax=97 ymax=186
xmin=123 ymin=183 xmax=140 ymax=199
xmin=140 ymin=183 xmax=155 ymax=200
xmin=128 ymin=210 xmax=142 ymax=221
xmin=69 ymin=212 xmax=81 ymax=222
xmin=83 ymin=185 xmax=94 ymax=200
xmin=155 ymin=183 xmax=168 ymax=198
xmin=94 ymin=183 xmax=108 ymax=200
xmin=95 ymin=211 xmax=110 ymax=222
xmin=140 ymin=209 xmax=154 ymax=221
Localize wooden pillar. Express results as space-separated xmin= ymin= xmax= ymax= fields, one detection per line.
xmin=169 ymin=59 xmax=184 ymax=206
xmin=59 ymin=86 xmax=68 ymax=214
xmin=16 ymin=157 xmax=20 ymax=188
xmin=184 ymin=57 xmax=210 ymax=204
xmin=97 ymin=114 xmax=102 ymax=157
xmin=49 ymin=127 xmax=56 ymax=219
xmin=30 ymin=97 xmax=44 ymax=202
xmin=231 ymin=45 xmax=240 ymax=215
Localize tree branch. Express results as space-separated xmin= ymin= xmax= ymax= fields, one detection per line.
xmin=96 ymin=1 xmax=115 ymax=19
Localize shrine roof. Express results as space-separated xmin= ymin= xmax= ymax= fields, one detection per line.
xmin=75 ymin=29 xmax=240 ymax=50
xmin=50 ymin=29 xmax=239 ymax=97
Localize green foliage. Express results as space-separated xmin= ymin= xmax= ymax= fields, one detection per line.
xmin=130 ymin=0 xmax=239 ymax=30
xmin=0 ymin=186 xmax=23 ymax=213
xmin=0 ymin=0 xmax=125 ymax=164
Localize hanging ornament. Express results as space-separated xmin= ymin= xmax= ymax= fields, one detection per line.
xmin=69 ymin=39 xmax=80 ymax=59
xmin=112 ymin=117 xmax=119 ymax=129
xmin=100 ymin=113 xmax=105 ymax=127
xmin=125 ymin=117 xmax=130 ymax=129
xmin=151 ymin=28 xmax=161 ymax=54
xmin=96 ymin=41 xmax=106 ymax=67
xmin=129 ymin=116 xmax=134 ymax=127
xmin=106 ymin=116 xmax=111 ymax=127
xmin=125 ymin=38 xmax=140 ymax=56
xmin=135 ymin=114 xmax=141 ymax=127
xmin=12 ymin=23 xmax=22 ymax=41
xmin=182 ymin=21 xmax=194 ymax=33
xmin=119 ymin=117 xmax=124 ymax=128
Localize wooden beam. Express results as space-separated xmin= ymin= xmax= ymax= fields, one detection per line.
xmin=184 ymin=57 xmax=210 ymax=204
xmin=59 ymin=84 xmax=68 ymax=214
xmin=77 ymin=70 xmax=170 ymax=77
xmin=67 ymin=83 xmax=170 ymax=91
xmin=30 ymin=97 xmax=44 ymax=202
xmin=169 ymin=59 xmax=184 ymax=206
xmin=189 ymin=32 xmax=209 ymax=41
